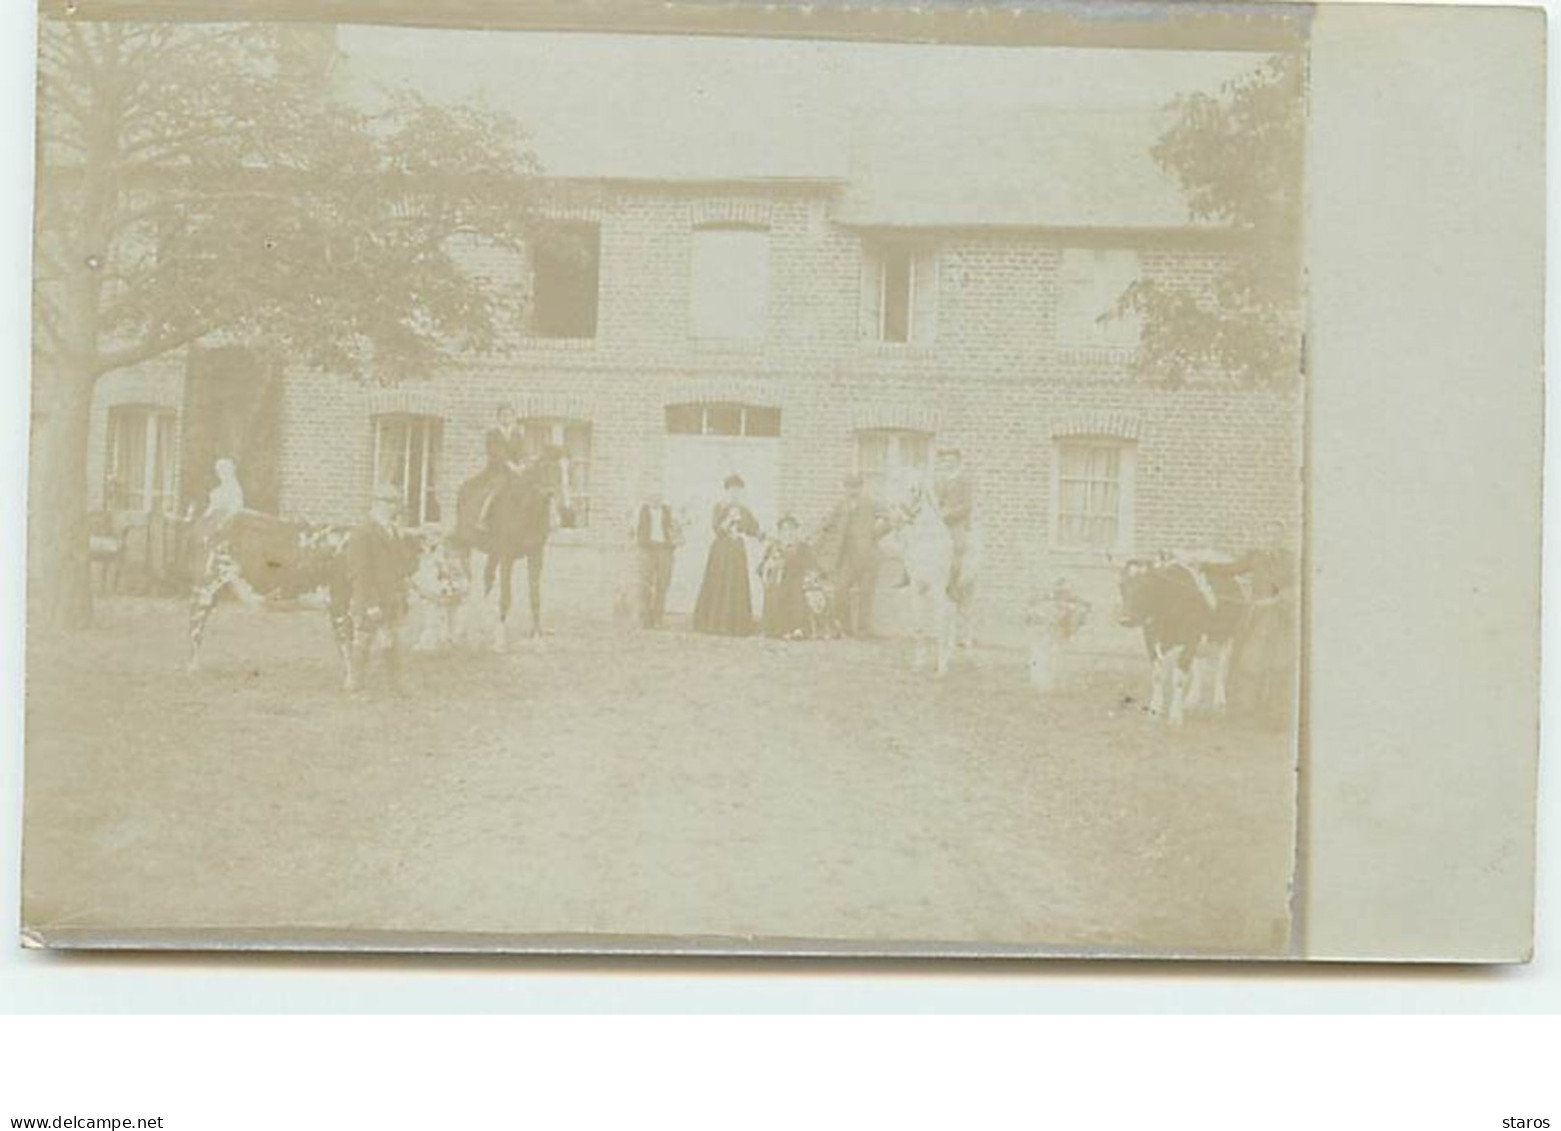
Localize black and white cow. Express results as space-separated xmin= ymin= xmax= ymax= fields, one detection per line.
xmin=185 ymin=510 xmax=468 ymax=685
xmin=1116 ymin=555 xmax=1255 ymax=726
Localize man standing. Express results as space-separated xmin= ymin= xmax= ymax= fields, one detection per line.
xmin=634 ymin=489 xmax=679 ymax=629
xmin=345 ymin=483 xmax=417 ymax=694
xmin=816 ymin=472 xmax=888 ymax=638
xmin=933 ymin=446 xmax=977 ymax=643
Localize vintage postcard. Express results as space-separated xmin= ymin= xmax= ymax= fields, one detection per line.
xmin=19 ymin=0 xmax=1542 ymax=959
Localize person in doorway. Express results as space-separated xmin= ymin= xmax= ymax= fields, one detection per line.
xmin=345 ymin=482 xmax=417 ymax=695
xmin=692 ymin=473 xmax=760 ymax=636
xmin=475 ymin=404 xmax=527 ymax=535
xmin=634 ymin=489 xmax=680 ymax=629
xmin=815 ymin=472 xmax=889 ymax=638
xmin=204 ymin=458 xmax=245 ymax=522
xmin=188 ymin=458 xmax=247 ymax=569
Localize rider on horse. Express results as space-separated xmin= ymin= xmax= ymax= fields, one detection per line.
xmin=475 ymin=404 xmax=528 ymax=535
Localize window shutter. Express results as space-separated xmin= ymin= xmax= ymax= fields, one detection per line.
xmin=1103 ymin=250 xmax=1142 ymax=347
xmin=911 ymin=248 xmax=939 ymax=345
xmin=1057 ymin=248 xmax=1094 ymax=346
xmin=859 ymin=244 xmax=883 ymax=341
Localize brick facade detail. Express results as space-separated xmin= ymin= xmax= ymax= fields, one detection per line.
xmin=88 ymin=179 xmax=1302 ymax=647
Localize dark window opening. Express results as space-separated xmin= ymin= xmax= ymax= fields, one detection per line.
xmin=530 ymin=222 xmax=600 ymax=339
xmin=881 ymin=248 xmax=913 ymax=344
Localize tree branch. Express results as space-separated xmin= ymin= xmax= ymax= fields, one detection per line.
xmin=92 ymin=318 xmax=224 ymax=377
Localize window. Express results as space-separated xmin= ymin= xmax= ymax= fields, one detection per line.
xmin=860 ymin=243 xmax=939 ymax=345
xmin=664 ymin=402 xmax=781 ymax=439
xmin=855 ymin=428 xmax=932 ymax=497
xmin=105 ymin=405 xmax=178 ymax=514
xmin=690 ymin=225 xmax=769 ymax=341
xmin=518 ymin=417 xmax=592 ymax=528
xmin=1056 ymin=248 xmax=1141 ymax=348
xmin=373 ymin=413 xmax=442 ymax=526
xmin=1052 ymin=438 xmax=1135 ymax=552
xmin=528 ymin=222 xmax=600 ymax=339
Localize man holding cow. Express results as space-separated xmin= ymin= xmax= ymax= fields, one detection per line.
xmin=344 ymin=483 xmax=420 ymax=695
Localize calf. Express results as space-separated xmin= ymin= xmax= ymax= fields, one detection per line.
xmin=1116 ymin=556 xmax=1252 ymax=726
xmin=186 ymin=510 xmax=454 ymax=686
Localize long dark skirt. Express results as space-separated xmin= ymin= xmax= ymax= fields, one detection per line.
xmin=692 ymin=535 xmax=754 ymax=636
xmin=761 ymin=548 xmax=818 ymax=639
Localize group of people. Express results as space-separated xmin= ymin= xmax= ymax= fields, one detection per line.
xmin=631 ymin=447 xmax=977 ymax=643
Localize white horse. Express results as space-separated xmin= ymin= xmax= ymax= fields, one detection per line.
xmin=883 ymin=475 xmax=957 ymax=676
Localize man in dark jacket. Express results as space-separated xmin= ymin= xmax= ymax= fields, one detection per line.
xmin=345 ymin=483 xmax=418 ymax=694
xmin=634 ymin=490 xmax=680 ymax=629
xmin=816 ymin=472 xmax=888 ymax=638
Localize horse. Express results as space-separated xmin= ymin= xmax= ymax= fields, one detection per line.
xmin=452 ymin=450 xmax=571 ymax=652
xmin=882 ymin=476 xmax=958 ymax=676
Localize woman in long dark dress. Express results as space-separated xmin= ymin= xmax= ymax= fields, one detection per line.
xmin=692 ymin=474 xmax=760 ymax=636
xmin=758 ymin=515 xmax=820 ymax=640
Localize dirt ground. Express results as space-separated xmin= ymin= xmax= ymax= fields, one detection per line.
xmin=23 ymin=595 xmax=1298 ymax=956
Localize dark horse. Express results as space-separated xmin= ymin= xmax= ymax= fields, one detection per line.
xmin=452 ymin=450 xmax=571 ymax=650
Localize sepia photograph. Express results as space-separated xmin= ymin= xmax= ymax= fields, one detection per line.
xmin=24 ymin=0 xmax=1320 ymax=958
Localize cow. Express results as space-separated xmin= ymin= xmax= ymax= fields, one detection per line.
xmin=185 ymin=509 xmax=466 ymax=686
xmin=1115 ymin=554 xmax=1255 ymax=726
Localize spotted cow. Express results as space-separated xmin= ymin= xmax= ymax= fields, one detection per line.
xmin=1116 ymin=554 xmax=1257 ymax=726
xmin=186 ymin=510 xmax=467 ymax=685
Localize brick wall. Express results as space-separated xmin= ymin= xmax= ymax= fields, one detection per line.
xmin=89 ymin=182 xmax=1302 ymax=649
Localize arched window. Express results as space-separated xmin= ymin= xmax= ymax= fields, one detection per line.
xmin=373 ymin=413 xmax=442 ymax=526
xmin=664 ymin=402 xmax=780 ymax=438
xmin=1051 ymin=436 xmax=1136 ymax=552
xmin=519 ymin=417 xmax=592 ymax=527
xmin=855 ymin=428 xmax=932 ymax=497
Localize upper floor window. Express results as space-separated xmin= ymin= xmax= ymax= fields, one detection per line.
xmin=665 ymin=402 xmax=781 ymax=439
xmin=105 ymin=404 xmax=178 ymax=515
xmin=528 ymin=222 xmax=600 ymax=340
xmin=373 ymin=413 xmax=442 ymax=527
xmin=855 ymin=428 xmax=932 ymax=498
xmin=1057 ymin=248 xmax=1141 ymax=349
xmin=861 ymin=242 xmax=938 ymax=345
xmin=1051 ymin=437 xmax=1135 ymax=553
xmin=519 ymin=417 xmax=592 ymax=528
xmin=690 ymin=224 xmax=769 ymax=342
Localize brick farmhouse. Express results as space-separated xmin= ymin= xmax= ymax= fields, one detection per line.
xmin=87 ymin=94 xmax=1302 ymax=652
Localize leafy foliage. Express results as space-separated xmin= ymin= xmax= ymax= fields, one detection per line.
xmin=1116 ymin=53 xmax=1306 ymax=387
xmin=35 ymin=20 xmax=545 ymax=384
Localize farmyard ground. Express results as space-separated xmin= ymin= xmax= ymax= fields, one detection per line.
xmin=24 ymin=595 xmax=1297 ymax=956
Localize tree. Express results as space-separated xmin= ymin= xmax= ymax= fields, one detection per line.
xmin=1116 ymin=53 xmax=1306 ymax=387
xmin=31 ymin=14 xmax=544 ymax=628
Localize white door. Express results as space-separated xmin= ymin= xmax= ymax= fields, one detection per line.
xmin=664 ymin=435 xmax=781 ymax=617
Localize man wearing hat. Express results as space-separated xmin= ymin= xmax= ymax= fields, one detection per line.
xmin=933 ymin=445 xmax=976 ymax=601
xmin=345 ymin=482 xmax=418 ymax=694
xmin=815 ymin=471 xmax=889 ymax=638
